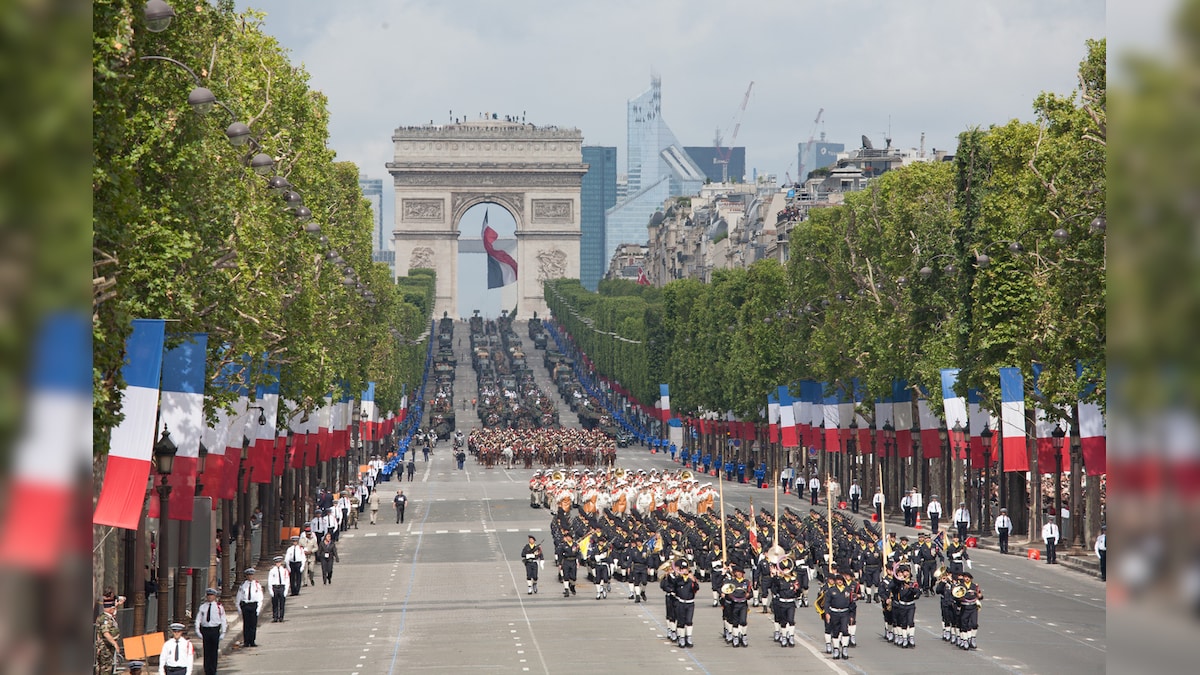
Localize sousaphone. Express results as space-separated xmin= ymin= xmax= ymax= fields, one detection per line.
xmin=680 ymin=469 xmax=693 ymax=482
xmin=552 ymin=470 xmax=564 ymax=482
xmin=765 ymin=544 xmax=788 ymax=566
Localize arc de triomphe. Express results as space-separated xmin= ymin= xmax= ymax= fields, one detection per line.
xmin=387 ymin=120 xmax=586 ymax=319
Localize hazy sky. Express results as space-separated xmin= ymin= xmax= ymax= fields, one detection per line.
xmin=230 ymin=0 xmax=1105 ymax=313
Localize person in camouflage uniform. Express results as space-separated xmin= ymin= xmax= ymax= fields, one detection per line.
xmin=94 ymin=593 xmax=122 ymax=675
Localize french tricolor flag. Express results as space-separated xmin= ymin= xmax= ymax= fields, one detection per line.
xmin=767 ymin=390 xmax=780 ymax=443
xmin=917 ymin=391 xmax=942 ymax=460
xmin=779 ymin=386 xmax=799 ymax=448
xmin=398 ymin=393 xmax=409 ymax=424
xmin=1 ymin=314 xmax=92 ymax=570
xmin=304 ymin=405 xmax=320 ymax=468
xmin=93 ymin=319 xmax=167 ymax=531
xmin=838 ymin=388 xmax=855 ymax=450
xmin=893 ymin=381 xmax=914 ymax=458
xmin=1032 ymin=364 xmax=1069 ymax=473
xmin=967 ymin=390 xmax=998 ymax=466
xmin=317 ymin=397 xmax=333 ymax=462
xmin=822 ymin=387 xmax=840 ymax=451
xmin=807 ymin=381 xmax=823 ymax=450
xmin=792 ymin=385 xmax=809 ymax=448
xmin=999 ymin=367 xmax=1029 ymax=472
xmin=200 ymin=400 xmax=232 ymax=502
xmin=1078 ymin=401 xmax=1106 ymax=475
xmin=874 ymin=397 xmax=893 ymax=455
xmin=249 ymin=362 xmax=279 ymax=484
xmin=660 ymin=384 xmax=671 ymax=423
xmin=161 ymin=333 xmax=208 ymax=521
xmin=941 ymin=369 xmax=968 ymax=458
xmin=483 ymin=210 xmax=518 ymax=288
xmin=361 ymin=382 xmax=377 ymax=442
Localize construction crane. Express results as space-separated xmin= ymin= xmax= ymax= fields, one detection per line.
xmin=796 ymin=107 xmax=824 ymax=183
xmin=714 ymin=81 xmax=754 ymax=183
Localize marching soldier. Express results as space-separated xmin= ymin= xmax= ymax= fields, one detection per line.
xmin=861 ymin=543 xmax=883 ymax=603
xmin=557 ymin=534 xmax=581 ymax=597
xmin=673 ymin=560 xmax=700 ymax=648
xmin=934 ymin=567 xmax=957 ymax=642
xmin=915 ymin=532 xmax=939 ymax=596
xmin=724 ymin=565 xmax=751 ymax=647
xmin=770 ymin=559 xmax=800 ymax=648
xmin=591 ymin=538 xmax=612 ymax=599
xmin=520 ymin=535 xmax=543 ymax=594
xmin=661 ymin=559 xmax=679 ymax=640
xmin=820 ymin=568 xmax=853 ymax=659
xmin=945 ymin=533 xmax=970 ymax=574
xmin=889 ymin=564 xmax=920 ymax=648
xmin=709 ymin=555 xmax=725 ymax=607
xmin=844 ymin=569 xmax=861 ymax=648
xmin=629 ymin=542 xmax=650 ymax=603
xmin=955 ymin=571 xmax=983 ymax=650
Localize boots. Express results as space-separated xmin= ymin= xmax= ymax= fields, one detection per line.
xmin=685 ymin=636 xmax=694 ymax=648
xmin=677 ymin=636 xmax=686 ymax=648
xmin=532 ymin=583 xmax=538 ymax=594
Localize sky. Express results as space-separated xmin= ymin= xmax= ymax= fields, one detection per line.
xmin=231 ymin=0 xmax=1106 ymax=313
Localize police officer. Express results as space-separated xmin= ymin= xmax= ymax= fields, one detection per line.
xmin=848 ymin=479 xmax=862 ymax=513
xmin=158 ymin=623 xmax=194 ymax=675
xmin=926 ymin=494 xmax=944 ymax=534
xmin=267 ymin=555 xmax=289 ymax=622
xmin=235 ymin=568 xmax=265 ymax=647
xmin=994 ymin=508 xmax=1013 ymax=554
xmin=284 ymin=535 xmax=305 ymax=596
xmin=194 ymin=588 xmax=226 ymax=675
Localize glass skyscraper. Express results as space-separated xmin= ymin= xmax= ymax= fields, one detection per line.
xmin=358 ymin=176 xmax=393 ymax=275
xmin=581 ymin=146 xmax=617 ymax=291
xmin=605 ymin=77 xmax=705 ymax=267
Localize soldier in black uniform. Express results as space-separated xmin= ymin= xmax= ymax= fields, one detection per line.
xmin=844 ymin=570 xmax=861 ymax=647
xmin=660 ymin=560 xmax=679 ymax=640
xmin=955 ymin=572 xmax=983 ymax=650
xmin=890 ymin=564 xmax=921 ymax=648
xmin=821 ymin=571 xmax=853 ymax=659
xmin=709 ymin=554 xmax=726 ymax=607
xmin=945 ymin=533 xmax=969 ymax=574
xmin=754 ymin=553 xmax=773 ymax=613
xmin=880 ymin=565 xmax=897 ymax=644
xmin=630 ymin=543 xmax=650 ymax=603
xmin=591 ymin=539 xmax=611 ymax=599
xmin=520 ymin=535 xmax=543 ymax=595
xmin=934 ymin=568 xmax=956 ymax=641
xmin=770 ymin=559 xmax=801 ymax=647
xmin=557 ymin=534 xmax=580 ymax=597
xmin=915 ymin=532 xmax=940 ymax=596
xmin=725 ymin=565 xmax=751 ymax=647
xmin=861 ymin=544 xmax=883 ymax=603
xmin=673 ymin=560 xmax=700 ymax=648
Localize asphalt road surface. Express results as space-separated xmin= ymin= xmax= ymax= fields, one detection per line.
xmin=216 ymin=444 xmax=1105 ymax=675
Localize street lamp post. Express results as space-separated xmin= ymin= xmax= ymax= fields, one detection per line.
xmin=847 ymin=416 xmax=859 ymax=486
xmin=882 ymin=421 xmax=896 ymax=515
xmin=1051 ymin=422 xmax=1066 ymax=538
xmin=951 ymin=421 xmax=966 ymax=512
xmin=980 ymin=424 xmax=993 ymax=537
xmin=153 ymin=426 xmax=178 ymax=636
xmin=982 ymin=423 xmax=998 ymax=513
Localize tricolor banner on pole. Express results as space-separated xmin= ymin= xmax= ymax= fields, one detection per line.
xmin=822 ymin=386 xmax=840 ymax=451
xmin=999 ymin=367 xmax=1029 ymax=472
xmin=916 ymin=390 xmax=942 ymax=460
xmin=767 ymin=390 xmax=780 ymax=443
xmin=361 ymin=382 xmax=377 ymax=442
xmin=201 ymin=359 xmax=246 ymax=501
xmin=779 ymin=386 xmax=799 ymax=448
xmin=94 ymin=319 xmax=167 ymax=530
xmin=659 ymin=383 xmax=671 ymax=423
xmin=161 ymin=333 xmax=208 ymax=521
xmin=874 ymin=397 xmax=893 ymax=454
xmin=892 ymin=381 xmax=914 ymax=458
xmin=249 ymin=359 xmax=279 ymax=484
xmin=793 ymin=385 xmax=809 ymax=449
xmin=967 ymin=389 xmax=998 ymax=466
xmin=808 ymin=381 xmax=824 ymax=450
xmin=941 ymin=368 xmax=968 ymax=457
xmin=1032 ymin=364 xmax=1069 ymax=473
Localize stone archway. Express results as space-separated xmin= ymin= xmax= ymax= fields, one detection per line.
xmin=387 ymin=119 xmax=586 ymax=319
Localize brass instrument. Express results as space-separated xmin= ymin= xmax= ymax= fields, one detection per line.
xmin=813 ymin=588 xmax=827 ymax=615
xmin=680 ymin=469 xmax=693 ymax=482
xmin=552 ymin=470 xmax=564 ymax=481
xmin=952 ymin=584 xmax=967 ymax=599
xmin=934 ymin=565 xmax=949 ymax=580
xmin=721 ymin=582 xmax=736 ymax=595
xmin=615 ymin=467 xmax=627 ymax=480
xmin=778 ymin=557 xmax=795 ymax=573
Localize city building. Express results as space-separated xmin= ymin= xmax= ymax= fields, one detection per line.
xmin=683 ymin=146 xmax=746 ymax=184
xmin=358 ymin=175 xmax=394 ymax=274
xmin=796 ymin=134 xmax=844 ymax=181
xmin=580 ymin=146 xmax=618 ymax=291
xmin=605 ymin=243 xmax=650 ymax=282
xmin=605 ymin=76 xmax=706 ymax=271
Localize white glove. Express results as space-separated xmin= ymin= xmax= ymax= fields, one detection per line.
xmin=966 ymin=560 xmax=973 ymax=570
xmin=538 ymin=560 xmax=545 ymax=570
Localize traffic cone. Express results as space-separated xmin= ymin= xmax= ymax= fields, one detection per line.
xmin=784 ymin=483 xmax=790 ymax=495
xmin=915 ymin=513 xmax=922 ymax=530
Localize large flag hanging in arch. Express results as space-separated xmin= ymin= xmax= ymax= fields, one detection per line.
xmin=482 ymin=210 xmax=518 ymax=289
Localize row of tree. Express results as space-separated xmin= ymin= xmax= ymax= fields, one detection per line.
xmin=93 ymin=1 xmax=429 ymax=453
xmin=547 ymin=39 xmax=1105 ymax=424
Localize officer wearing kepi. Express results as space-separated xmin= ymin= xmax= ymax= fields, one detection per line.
xmin=194 ymin=588 xmax=226 ymax=675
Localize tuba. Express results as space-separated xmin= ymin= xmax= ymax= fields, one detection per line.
xmin=552 ymin=470 xmax=564 ymax=482
xmin=680 ymin=469 xmax=693 ymax=482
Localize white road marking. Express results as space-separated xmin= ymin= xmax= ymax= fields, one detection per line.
xmin=388 ymin=531 xmax=400 ymax=536
xmin=365 ymin=533 xmax=378 ymax=537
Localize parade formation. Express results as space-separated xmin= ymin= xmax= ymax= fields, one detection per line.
xmin=530 ymin=465 xmax=987 ymax=659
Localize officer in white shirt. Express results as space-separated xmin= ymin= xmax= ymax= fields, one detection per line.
xmin=872 ymin=488 xmax=885 ymax=522
xmin=267 ymin=556 xmax=290 ymax=622
xmin=808 ymin=475 xmax=821 ymax=505
xmin=909 ymin=488 xmax=923 ymax=525
xmin=1095 ymin=525 xmax=1106 ymax=581
xmin=901 ymin=490 xmax=913 ymax=527
xmin=284 ymin=536 xmax=306 ymax=596
xmin=337 ymin=493 xmax=352 ymax=532
xmin=235 ymin=567 xmax=265 ymax=647
xmin=848 ymin=479 xmax=863 ymax=513
xmin=993 ymin=508 xmax=1013 ymax=554
xmin=324 ymin=506 xmax=341 ymax=541
xmin=194 ymin=588 xmax=226 ymax=675
xmin=158 ymin=622 xmax=194 ymax=675
xmin=311 ymin=510 xmax=327 ymax=540
xmin=926 ymin=494 xmax=944 ymax=534
xmin=953 ymin=502 xmax=971 ymax=541
xmin=1042 ymin=516 xmax=1060 ymax=564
